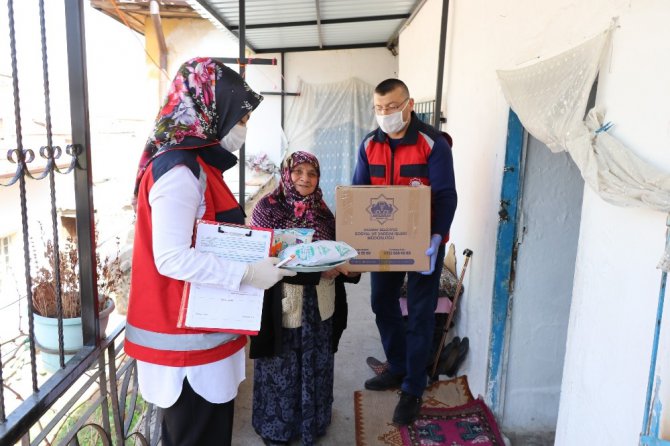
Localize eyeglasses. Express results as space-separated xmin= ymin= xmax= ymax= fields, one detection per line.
xmin=373 ymin=97 xmax=410 ymax=114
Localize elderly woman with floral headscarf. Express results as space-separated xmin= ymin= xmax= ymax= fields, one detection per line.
xmin=125 ymin=58 xmax=295 ymax=446
xmin=250 ymin=151 xmax=360 ymax=446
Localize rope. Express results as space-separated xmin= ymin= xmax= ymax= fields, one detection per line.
xmin=595 ymin=121 xmax=614 ymax=134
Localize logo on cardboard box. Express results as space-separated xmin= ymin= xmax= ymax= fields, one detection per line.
xmin=366 ymin=194 xmax=398 ymax=225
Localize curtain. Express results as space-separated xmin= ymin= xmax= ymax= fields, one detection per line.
xmin=496 ymin=25 xmax=670 ymax=270
xmin=285 ymin=78 xmax=376 ymax=209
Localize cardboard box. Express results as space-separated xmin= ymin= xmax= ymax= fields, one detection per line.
xmin=336 ymin=185 xmax=431 ymax=272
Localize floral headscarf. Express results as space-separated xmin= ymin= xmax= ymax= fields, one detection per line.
xmin=134 ymin=57 xmax=263 ymax=195
xmin=251 ymin=151 xmax=335 ymax=241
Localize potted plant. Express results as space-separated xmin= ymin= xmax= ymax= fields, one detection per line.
xmin=31 ymin=233 xmax=123 ymax=371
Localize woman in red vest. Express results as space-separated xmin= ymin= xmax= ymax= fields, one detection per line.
xmin=126 ymin=58 xmax=295 ymax=446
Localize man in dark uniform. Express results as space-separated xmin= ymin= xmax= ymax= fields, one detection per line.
xmin=352 ymin=78 xmax=457 ymax=425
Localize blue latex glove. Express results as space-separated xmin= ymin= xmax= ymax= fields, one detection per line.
xmin=421 ymin=234 xmax=443 ymax=275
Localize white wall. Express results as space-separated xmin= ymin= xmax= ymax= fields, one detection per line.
xmin=556 ymin=5 xmax=670 ymax=442
xmin=400 ymin=0 xmax=670 ymax=442
xmin=398 ymin=0 xmax=443 ymax=102
xmin=283 ymin=47 xmax=397 ymax=93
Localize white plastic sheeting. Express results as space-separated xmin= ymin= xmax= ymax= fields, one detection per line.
xmin=497 ymin=26 xmax=670 ymax=271
xmin=285 ymin=78 xmax=376 ymax=209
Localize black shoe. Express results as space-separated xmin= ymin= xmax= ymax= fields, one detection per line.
xmin=430 ymin=336 xmax=460 ymax=379
xmin=441 ymin=336 xmax=462 ymax=377
xmin=364 ymin=370 xmax=404 ymax=390
xmin=445 ymin=336 xmax=469 ymax=377
xmin=392 ymin=391 xmax=422 ymax=425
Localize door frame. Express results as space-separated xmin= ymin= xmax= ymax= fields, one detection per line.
xmin=486 ymin=109 xmax=526 ymax=419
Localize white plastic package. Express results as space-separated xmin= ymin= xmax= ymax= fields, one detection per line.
xmin=270 ymin=228 xmax=314 ymax=256
xmin=278 ymin=240 xmax=358 ymax=267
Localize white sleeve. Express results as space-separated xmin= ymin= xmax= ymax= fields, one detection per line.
xmin=148 ymin=165 xmax=246 ymax=290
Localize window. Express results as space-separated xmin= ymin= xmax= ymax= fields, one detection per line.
xmin=414 ymin=100 xmax=436 ymax=125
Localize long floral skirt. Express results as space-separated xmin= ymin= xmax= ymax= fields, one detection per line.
xmin=252 ymin=291 xmax=334 ymax=445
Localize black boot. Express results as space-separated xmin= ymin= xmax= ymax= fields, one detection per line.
xmin=392 ymin=391 xmax=422 ymax=425
xmin=364 ymin=370 xmax=404 ymax=391
xmin=445 ymin=337 xmax=469 ymax=377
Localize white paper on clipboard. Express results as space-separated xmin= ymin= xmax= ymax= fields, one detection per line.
xmin=178 ymin=220 xmax=273 ymax=334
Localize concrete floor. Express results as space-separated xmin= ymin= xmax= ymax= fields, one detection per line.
xmin=230 ymin=274 xmax=523 ymax=446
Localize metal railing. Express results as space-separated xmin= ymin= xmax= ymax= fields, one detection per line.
xmin=0 ymin=0 xmax=155 ymax=443
xmin=3 ymin=326 xmax=161 ymax=445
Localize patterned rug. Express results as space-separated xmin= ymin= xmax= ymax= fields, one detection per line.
xmin=400 ymin=398 xmax=505 ymax=445
xmin=354 ymin=376 xmax=476 ymax=446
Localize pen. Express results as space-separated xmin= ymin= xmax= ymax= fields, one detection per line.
xmin=275 ymin=254 xmax=296 ymax=268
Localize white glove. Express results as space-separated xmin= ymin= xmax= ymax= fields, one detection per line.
xmin=241 ymin=257 xmax=297 ymax=290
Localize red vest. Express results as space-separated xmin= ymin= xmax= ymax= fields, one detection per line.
xmin=125 ymin=148 xmax=247 ymax=367
xmin=365 ymin=135 xmax=432 ymax=186
xmin=362 ymin=122 xmax=453 ymax=243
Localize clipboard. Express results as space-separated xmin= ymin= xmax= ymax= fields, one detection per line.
xmin=177 ymin=220 xmax=273 ymax=335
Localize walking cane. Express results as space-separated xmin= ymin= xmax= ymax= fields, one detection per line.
xmin=429 ymin=249 xmax=473 ymax=379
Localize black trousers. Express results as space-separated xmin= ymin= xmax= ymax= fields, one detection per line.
xmin=161 ymin=378 xmax=235 ymax=446
xmin=370 ymin=244 xmax=446 ymax=397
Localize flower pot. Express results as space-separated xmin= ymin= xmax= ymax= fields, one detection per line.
xmin=33 ymin=298 xmax=115 ymax=372
xmin=98 ymin=297 xmax=115 ymax=338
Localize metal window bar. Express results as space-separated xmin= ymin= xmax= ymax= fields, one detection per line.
xmin=0 ymin=0 xmax=132 ymax=443
xmin=6 ymin=0 xmax=40 ymax=398
xmin=39 ymin=0 xmax=67 ymax=372
xmin=4 ymin=0 xmax=80 ymax=384
xmin=415 ymin=100 xmax=436 ymax=126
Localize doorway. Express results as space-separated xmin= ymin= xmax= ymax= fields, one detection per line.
xmin=502 ymin=132 xmax=584 ymax=436
xmin=487 ymin=109 xmax=586 ymax=440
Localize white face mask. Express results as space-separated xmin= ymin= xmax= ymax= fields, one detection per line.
xmin=220 ymin=124 xmax=247 ymax=153
xmin=375 ymin=100 xmax=410 ymax=135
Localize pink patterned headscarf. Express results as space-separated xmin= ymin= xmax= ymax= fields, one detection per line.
xmin=133 ymin=57 xmax=263 ymax=197
xmin=251 ymin=151 xmax=335 ymax=241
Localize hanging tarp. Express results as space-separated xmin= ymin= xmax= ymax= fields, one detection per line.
xmin=285 ymin=78 xmax=376 ymax=209
xmin=496 ymin=26 xmax=670 ymax=270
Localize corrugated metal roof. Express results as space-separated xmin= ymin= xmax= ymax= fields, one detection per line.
xmin=190 ymin=0 xmax=424 ymax=53
xmin=319 ymin=0 xmax=417 ymax=19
